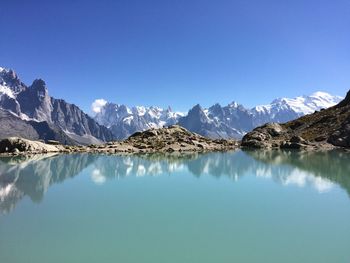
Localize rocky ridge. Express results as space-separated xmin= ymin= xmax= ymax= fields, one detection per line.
xmin=0 ymin=125 xmax=238 ymax=156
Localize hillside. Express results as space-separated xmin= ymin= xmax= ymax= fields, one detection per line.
xmin=241 ymin=90 xmax=350 ymax=149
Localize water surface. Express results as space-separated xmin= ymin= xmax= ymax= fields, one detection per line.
xmin=1 ymin=150 xmax=350 ymax=263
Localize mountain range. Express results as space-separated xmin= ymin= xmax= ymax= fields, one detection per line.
xmin=94 ymin=91 xmax=342 ymax=139
xmin=94 ymin=103 xmax=184 ymax=140
xmin=0 ymin=67 xmax=114 ymax=145
xmin=0 ymin=66 xmax=343 ymax=143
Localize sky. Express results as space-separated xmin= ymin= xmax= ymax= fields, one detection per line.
xmin=1 ymin=0 xmax=350 ymax=113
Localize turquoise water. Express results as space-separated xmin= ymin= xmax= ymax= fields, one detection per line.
xmin=0 ymin=150 xmax=350 ymax=263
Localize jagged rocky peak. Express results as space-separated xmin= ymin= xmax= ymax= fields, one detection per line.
xmin=188 ymin=104 xmax=207 ymax=118
xmin=0 ymin=66 xmax=114 ymax=145
xmin=208 ymin=103 xmax=223 ymax=112
xmin=118 ymin=104 xmax=132 ymax=115
xmin=227 ymin=101 xmax=240 ymax=108
xmin=0 ymin=67 xmax=17 ymax=81
xmin=30 ymin=79 xmax=50 ymax=102
xmin=207 ymin=103 xmax=225 ymax=120
xmin=16 ymin=78 xmax=52 ymax=122
xmin=31 ymin=79 xmax=47 ymax=91
xmin=0 ymin=67 xmax=26 ymax=93
xmin=185 ymin=104 xmax=210 ymax=123
xmin=191 ymin=103 xmax=203 ymax=111
xmin=93 ymin=100 xmax=185 ymax=140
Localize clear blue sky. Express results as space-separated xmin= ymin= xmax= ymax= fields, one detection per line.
xmin=1 ymin=0 xmax=349 ymax=113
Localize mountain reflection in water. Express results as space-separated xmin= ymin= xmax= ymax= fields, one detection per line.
xmin=1 ymin=150 xmax=350 ymax=214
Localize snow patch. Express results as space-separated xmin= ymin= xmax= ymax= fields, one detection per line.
xmin=0 ymin=84 xmax=15 ymax=99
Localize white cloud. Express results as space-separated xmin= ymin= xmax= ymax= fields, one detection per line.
xmin=91 ymin=99 xmax=107 ymax=113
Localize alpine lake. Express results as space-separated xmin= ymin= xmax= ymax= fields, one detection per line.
xmin=0 ymin=150 xmax=349 ymax=263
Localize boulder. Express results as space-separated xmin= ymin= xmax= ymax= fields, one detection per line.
xmin=328 ymin=122 xmax=350 ymax=147
xmin=0 ymin=137 xmax=63 ymax=154
xmin=241 ymin=123 xmax=286 ymax=148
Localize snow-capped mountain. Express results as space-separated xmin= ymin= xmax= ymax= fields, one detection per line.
xmin=181 ymin=92 xmax=342 ymax=138
xmin=251 ymin=91 xmax=343 ymax=127
xmin=1 ymin=66 xmax=341 ymax=144
xmin=93 ymin=102 xmax=184 ymax=139
xmin=0 ymin=67 xmax=114 ymax=145
xmin=95 ymin=92 xmax=342 ymax=139
xmin=177 ymin=103 xmax=252 ymax=139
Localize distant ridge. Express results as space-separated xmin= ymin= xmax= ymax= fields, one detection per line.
xmin=94 ymin=92 xmax=342 ymax=139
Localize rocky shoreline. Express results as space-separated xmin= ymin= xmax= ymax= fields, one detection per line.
xmin=0 ymin=125 xmax=239 ymax=156
xmin=1 ymin=122 xmax=349 ymax=157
